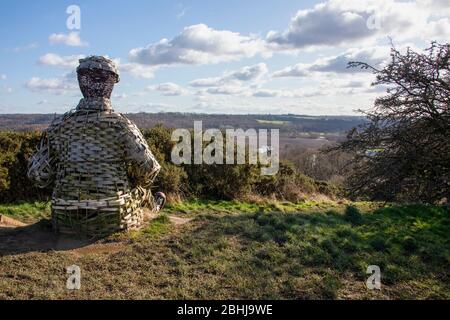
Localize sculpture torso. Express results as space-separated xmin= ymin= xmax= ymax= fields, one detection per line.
xmin=29 ymin=97 xmax=160 ymax=236
xmin=49 ymin=100 xmax=130 ymax=200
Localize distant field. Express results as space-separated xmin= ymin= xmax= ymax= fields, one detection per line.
xmin=256 ymin=119 xmax=291 ymax=125
xmin=0 ymin=200 xmax=448 ymax=299
xmin=280 ymin=136 xmax=331 ymax=150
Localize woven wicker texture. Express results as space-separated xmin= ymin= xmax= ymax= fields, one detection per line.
xmin=29 ymin=98 xmax=160 ymax=237
xmin=28 ymin=57 xmax=160 ymax=237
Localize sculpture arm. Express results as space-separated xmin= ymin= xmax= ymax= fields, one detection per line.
xmin=27 ymin=132 xmax=55 ymax=188
xmin=121 ymin=117 xmax=161 ymax=187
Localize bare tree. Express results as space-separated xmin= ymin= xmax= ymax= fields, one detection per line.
xmin=332 ymin=42 xmax=449 ymax=203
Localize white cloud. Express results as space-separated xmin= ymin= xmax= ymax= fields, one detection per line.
xmin=423 ymin=18 xmax=450 ymax=41
xmin=189 ymin=60 xmax=380 ymax=99
xmin=37 ymin=55 xmax=156 ymax=79
xmin=189 ymin=63 xmax=269 ymax=97
xmin=190 ymin=63 xmax=268 ymax=88
xmin=131 ymin=91 xmax=147 ymax=97
xmin=0 ymin=76 xmax=13 ymax=94
xmin=266 ymin=1 xmax=376 ymax=49
xmin=142 ymin=102 xmax=174 ymax=110
xmin=119 ymin=62 xmax=156 ymax=79
xmin=176 ymin=4 xmax=188 ymax=19
xmin=112 ymin=93 xmax=129 ymax=100
xmin=252 ymin=88 xmax=325 ymax=98
xmin=271 ymin=63 xmax=310 ymax=78
xmin=49 ymin=32 xmax=88 ymax=47
xmin=266 ymin=0 xmax=449 ymax=50
xmin=12 ymin=42 xmax=38 ymax=52
xmin=273 ymin=46 xmax=389 ymax=77
xmin=38 ymin=53 xmax=85 ymax=68
xmin=147 ymin=82 xmax=189 ymax=96
xmin=189 ymin=77 xmax=223 ymax=88
xmin=206 ymin=86 xmax=244 ymax=95
xmin=2 ymin=86 xmax=13 ymax=94
xmin=189 ymin=63 xmax=268 ymax=96
xmin=186 ymin=88 xmax=379 ymax=114
xmin=251 ymin=71 xmax=380 ymax=99
xmin=418 ymin=0 xmax=450 ymax=16
xmin=122 ymin=102 xmax=176 ymax=113
xmin=26 ymin=72 xmax=78 ymax=95
xmin=252 ymin=89 xmax=280 ymax=98
xmin=228 ymin=63 xmax=268 ymax=81
xmin=124 ymin=1 xmax=447 ymax=80
xmin=129 ymin=24 xmax=268 ymax=66
xmin=311 ymin=46 xmax=388 ymax=72
xmin=196 ymin=84 xmax=326 ymax=99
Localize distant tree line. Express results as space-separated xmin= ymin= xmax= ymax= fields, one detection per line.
xmin=0 ymin=113 xmax=365 ymax=133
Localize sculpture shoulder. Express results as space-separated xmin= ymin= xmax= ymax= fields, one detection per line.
xmin=115 ymin=112 xmax=136 ymax=125
xmin=45 ymin=109 xmax=141 ymax=139
xmin=46 ymin=109 xmax=77 ymax=134
xmin=47 ymin=109 xmax=125 ymax=129
xmin=113 ymin=112 xmax=142 ymax=132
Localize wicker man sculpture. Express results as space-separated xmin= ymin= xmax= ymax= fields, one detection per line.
xmin=28 ymin=56 xmax=166 ymax=237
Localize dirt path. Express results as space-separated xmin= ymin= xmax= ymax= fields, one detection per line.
xmin=0 ymin=212 xmax=192 ymax=257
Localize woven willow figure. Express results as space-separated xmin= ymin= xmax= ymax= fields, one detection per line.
xmin=28 ymin=56 xmax=165 ymax=237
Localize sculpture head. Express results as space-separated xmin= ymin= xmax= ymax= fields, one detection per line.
xmin=77 ymin=56 xmax=120 ymax=99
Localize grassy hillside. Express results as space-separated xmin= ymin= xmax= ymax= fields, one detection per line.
xmin=0 ymin=200 xmax=448 ymax=299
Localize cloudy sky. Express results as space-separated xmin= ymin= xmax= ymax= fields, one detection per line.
xmin=0 ymin=0 xmax=448 ymax=115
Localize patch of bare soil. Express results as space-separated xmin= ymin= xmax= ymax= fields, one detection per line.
xmin=0 ymin=215 xmax=27 ymax=227
xmin=0 ymin=223 xmax=128 ymax=257
xmin=0 ymin=221 xmax=94 ymax=256
xmin=0 ymin=212 xmax=192 ymax=257
xmin=68 ymin=242 xmax=127 ymax=257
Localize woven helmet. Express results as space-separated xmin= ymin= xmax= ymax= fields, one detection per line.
xmin=77 ymin=55 xmax=120 ymax=83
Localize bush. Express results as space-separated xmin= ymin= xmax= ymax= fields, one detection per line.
xmin=184 ymin=162 xmax=259 ymax=200
xmin=253 ymin=161 xmax=339 ymax=202
xmin=154 ymin=162 xmax=188 ymax=196
xmin=0 ymin=131 xmax=51 ymax=202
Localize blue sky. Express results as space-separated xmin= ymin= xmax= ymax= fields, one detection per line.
xmin=0 ymin=0 xmax=448 ymax=114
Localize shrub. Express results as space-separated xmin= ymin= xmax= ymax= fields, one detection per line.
xmin=154 ymin=162 xmax=188 ymax=196
xmin=0 ymin=131 xmax=51 ymax=202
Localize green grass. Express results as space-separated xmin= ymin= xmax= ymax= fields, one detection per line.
xmin=141 ymin=215 xmax=171 ymax=237
xmin=165 ymin=199 xmax=377 ymax=216
xmin=0 ymin=200 xmax=448 ymax=299
xmin=165 ymin=199 xmax=265 ymax=216
xmin=202 ymin=204 xmax=449 ymax=298
xmin=0 ymin=202 xmax=50 ymax=223
xmin=125 ymin=214 xmax=172 ymax=242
